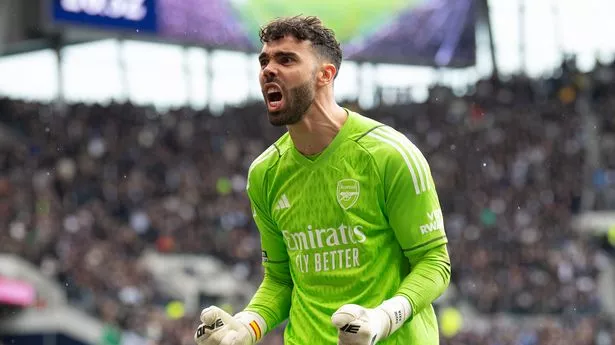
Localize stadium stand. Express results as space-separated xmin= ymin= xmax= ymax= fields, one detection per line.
xmin=593 ymin=61 xmax=615 ymax=210
xmin=1 ymin=57 xmax=615 ymax=345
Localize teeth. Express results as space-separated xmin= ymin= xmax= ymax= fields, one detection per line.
xmin=266 ymin=87 xmax=279 ymax=94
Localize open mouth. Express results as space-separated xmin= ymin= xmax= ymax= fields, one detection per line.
xmin=265 ymin=86 xmax=284 ymax=112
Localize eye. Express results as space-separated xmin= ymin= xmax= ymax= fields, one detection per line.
xmin=279 ymin=56 xmax=293 ymax=65
xmin=259 ymin=59 xmax=268 ymax=69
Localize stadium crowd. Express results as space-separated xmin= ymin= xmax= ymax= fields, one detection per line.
xmin=593 ymin=61 xmax=615 ymax=211
xmin=1 ymin=58 xmax=615 ymax=345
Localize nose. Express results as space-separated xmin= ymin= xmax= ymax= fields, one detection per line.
xmin=261 ymin=64 xmax=277 ymax=83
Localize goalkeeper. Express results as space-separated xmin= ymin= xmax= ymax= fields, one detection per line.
xmin=195 ymin=15 xmax=451 ymax=345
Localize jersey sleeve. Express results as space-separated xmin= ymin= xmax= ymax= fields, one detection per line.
xmin=369 ymin=126 xmax=451 ymax=318
xmin=375 ymin=127 xmax=448 ymax=257
xmin=246 ymin=152 xmax=290 ymax=267
xmin=244 ymin=157 xmax=293 ymax=330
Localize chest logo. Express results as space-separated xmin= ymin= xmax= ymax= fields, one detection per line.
xmin=337 ymin=179 xmax=360 ymax=210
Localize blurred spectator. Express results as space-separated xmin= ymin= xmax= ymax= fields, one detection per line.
xmin=1 ymin=58 xmax=614 ymax=344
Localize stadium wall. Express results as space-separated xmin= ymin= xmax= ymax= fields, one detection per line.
xmin=0 ymin=306 xmax=104 ymax=345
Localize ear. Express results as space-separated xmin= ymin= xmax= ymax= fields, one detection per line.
xmin=316 ymin=63 xmax=337 ymax=87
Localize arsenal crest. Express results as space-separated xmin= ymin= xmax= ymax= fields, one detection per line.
xmin=336 ymin=179 xmax=360 ymax=210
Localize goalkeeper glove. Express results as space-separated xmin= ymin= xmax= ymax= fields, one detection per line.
xmin=331 ymin=296 xmax=411 ymax=345
xmin=194 ymin=306 xmax=267 ymax=345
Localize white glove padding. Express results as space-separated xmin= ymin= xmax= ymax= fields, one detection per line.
xmin=331 ymin=297 xmax=412 ymax=345
xmin=331 ymin=304 xmax=389 ymax=345
xmin=194 ymin=306 xmax=255 ymax=345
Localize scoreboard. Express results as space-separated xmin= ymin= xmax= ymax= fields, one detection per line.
xmin=51 ymin=0 xmax=158 ymax=33
xmin=47 ymin=0 xmax=477 ymax=68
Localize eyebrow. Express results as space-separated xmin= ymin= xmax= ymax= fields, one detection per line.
xmin=258 ymin=51 xmax=300 ymax=62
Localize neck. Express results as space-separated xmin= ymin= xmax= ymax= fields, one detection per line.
xmin=287 ymin=94 xmax=347 ymax=156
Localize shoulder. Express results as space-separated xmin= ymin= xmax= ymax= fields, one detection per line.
xmin=246 ymin=132 xmax=291 ymax=191
xmin=351 ymin=113 xmax=433 ymax=194
xmin=350 ymin=112 xmax=426 ymax=167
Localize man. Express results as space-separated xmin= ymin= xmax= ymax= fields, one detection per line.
xmin=194 ymin=16 xmax=451 ymax=345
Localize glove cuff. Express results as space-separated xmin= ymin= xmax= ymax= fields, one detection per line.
xmin=378 ymin=296 xmax=412 ymax=337
xmin=234 ymin=311 xmax=267 ymax=344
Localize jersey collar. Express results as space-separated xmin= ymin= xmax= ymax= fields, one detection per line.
xmin=290 ymin=108 xmax=354 ymax=167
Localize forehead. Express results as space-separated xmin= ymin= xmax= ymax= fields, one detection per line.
xmin=260 ymin=35 xmax=314 ymax=56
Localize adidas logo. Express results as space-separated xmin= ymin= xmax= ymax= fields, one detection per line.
xmin=274 ymin=194 xmax=291 ymax=210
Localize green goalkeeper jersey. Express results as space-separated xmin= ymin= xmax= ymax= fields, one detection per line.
xmin=245 ymin=110 xmax=448 ymax=344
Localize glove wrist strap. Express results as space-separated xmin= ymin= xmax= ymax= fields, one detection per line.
xmin=234 ymin=311 xmax=267 ymax=344
xmin=378 ymin=296 xmax=412 ymax=337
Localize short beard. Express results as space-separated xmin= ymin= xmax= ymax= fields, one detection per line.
xmin=268 ymin=80 xmax=315 ymax=127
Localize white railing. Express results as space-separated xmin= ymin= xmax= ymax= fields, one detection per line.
xmin=0 ymin=254 xmax=67 ymax=308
